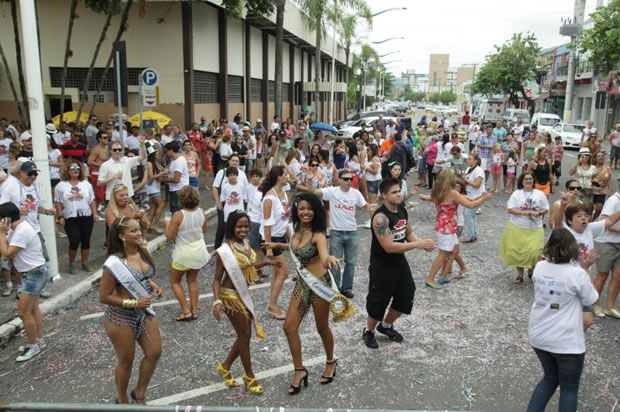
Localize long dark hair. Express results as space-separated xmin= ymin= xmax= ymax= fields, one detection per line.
xmin=107 ymin=217 xmax=155 ymax=272
xmin=147 ymin=149 xmax=161 ymax=174
xmin=259 ymin=165 xmax=284 ymax=197
xmin=225 ymin=211 xmax=250 ymax=240
xmin=346 ymin=140 xmax=358 ymax=160
xmin=291 ymin=192 xmax=326 ymax=233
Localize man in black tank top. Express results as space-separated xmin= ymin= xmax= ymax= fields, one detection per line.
xmin=363 ymin=178 xmax=436 ymax=349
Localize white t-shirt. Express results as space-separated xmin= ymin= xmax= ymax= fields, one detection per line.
xmin=563 ymin=220 xmax=605 ymax=257
xmin=247 ymin=185 xmax=262 ymax=223
xmin=48 ymin=149 xmax=62 ymax=180
xmin=126 ymin=135 xmax=141 ymax=151
xmin=8 ymin=221 xmax=45 ymax=273
xmin=582 ymin=127 xmax=596 ymax=143
xmin=507 ymin=189 xmax=549 ymax=229
xmin=53 ymin=132 xmax=68 ymax=147
xmin=468 ymin=124 xmax=480 ymax=142
xmin=213 ymin=168 xmax=248 ymax=192
xmin=98 ymin=156 xmax=141 ymax=200
xmin=465 ymin=166 xmax=485 ymax=197
xmin=528 ymin=260 xmax=598 ymax=354
xmin=322 ymin=187 xmax=366 ymax=231
xmin=0 ymin=138 xmax=12 ymax=170
xmin=270 ymin=122 xmax=280 ymax=132
xmin=160 ymin=134 xmax=173 ymax=146
xmin=220 ymin=181 xmax=247 ymax=221
xmin=245 ymin=136 xmax=257 ymax=160
xmin=54 ymin=180 xmax=94 ymax=219
xmin=595 ymin=193 xmax=620 ymax=244
xmin=259 ymin=193 xmax=289 ymax=238
xmin=512 ymin=125 xmax=525 ymax=142
xmin=219 ymin=142 xmax=233 ymax=159
xmin=111 ymin=130 xmax=128 ymax=143
xmin=0 ymin=177 xmax=42 ymax=232
xmin=168 ymin=156 xmax=189 ymax=192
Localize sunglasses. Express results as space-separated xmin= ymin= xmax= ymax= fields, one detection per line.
xmin=311 ymin=163 xmax=319 ymax=167
xmin=341 ymin=177 xmax=353 ymax=182
xmin=69 ymin=165 xmax=81 ymax=171
xmin=27 ymin=171 xmax=38 ymax=177
xmin=111 ymin=148 xmax=123 ymax=153
xmin=568 ymin=186 xmax=582 ymax=191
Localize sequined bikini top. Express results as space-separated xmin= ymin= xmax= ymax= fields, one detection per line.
xmin=291 ymin=240 xmax=319 ymax=266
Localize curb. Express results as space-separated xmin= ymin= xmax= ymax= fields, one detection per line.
xmin=0 ymin=207 xmax=217 ymax=345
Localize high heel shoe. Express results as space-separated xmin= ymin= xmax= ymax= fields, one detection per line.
xmin=242 ymin=372 xmax=264 ymax=395
xmin=130 ymin=388 xmax=145 ymax=404
xmin=320 ymin=359 xmax=338 ymax=385
xmin=288 ymin=367 xmax=308 ymax=395
xmin=216 ymin=363 xmax=238 ymax=388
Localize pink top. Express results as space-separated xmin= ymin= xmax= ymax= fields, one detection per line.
xmin=435 ymin=202 xmax=458 ymax=234
xmin=425 ymin=143 xmax=438 ymax=166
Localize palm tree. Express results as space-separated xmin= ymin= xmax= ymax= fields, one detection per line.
xmin=59 ymin=0 xmax=79 ymax=127
xmin=75 ymin=0 xmax=122 ymax=125
xmin=274 ymin=0 xmax=286 ymax=120
xmin=89 ymin=0 xmax=135 ymax=118
xmin=356 ymin=43 xmax=379 ymax=112
xmin=339 ymin=11 xmax=372 ymax=117
xmin=299 ymin=0 xmax=371 ymax=122
xmin=0 ymin=40 xmax=26 ymax=125
xmin=10 ymin=0 xmax=29 ymax=124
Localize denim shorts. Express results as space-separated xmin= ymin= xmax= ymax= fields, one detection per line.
xmin=249 ymin=221 xmax=261 ymax=250
xmin=189 ymin=176 xmax=199 ymax=188
xmin=20 ymin=265 xmax=49 ymax=296
xmin=367 ymin=179 xmax=380 ymax=194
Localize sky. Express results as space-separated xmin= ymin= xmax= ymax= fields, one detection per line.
xmin=356 ymin=0 xmax=603 ymax=76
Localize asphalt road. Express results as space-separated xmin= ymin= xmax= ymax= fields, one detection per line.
xmin=0 ymin=121 xmax=619 ymax=411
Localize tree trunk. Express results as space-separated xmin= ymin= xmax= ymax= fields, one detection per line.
xmin=314 ymin=21 xmax=322 ymax=122
xmin=89 ymin=0 xmax=134 ymax=118
xmin=59 ymin=0 xmax=79 ymax=127
xmin=75 ymin=12 xmax=114 ymax=127
xmin=344 ymin=46 xmax=349 ymax=119
xmin=10 ymin=0 xmax=29 ymax=124
xmin=274 ymin=0 xmax=285 ymax=121
xmin=0 ymin=40 xmax=26 ymax=125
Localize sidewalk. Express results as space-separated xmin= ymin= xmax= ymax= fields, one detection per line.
xmin=0 ymin=184 xmax=218 ymax=344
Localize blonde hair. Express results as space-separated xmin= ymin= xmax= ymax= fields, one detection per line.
xmin=108 ymin=184 xmax=129 ymax=217
xmin=431 ymin=168 xmax=457 ymax=203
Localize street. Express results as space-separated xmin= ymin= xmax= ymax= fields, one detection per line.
xmin=0 ymin=142 xmax=619 ymax=411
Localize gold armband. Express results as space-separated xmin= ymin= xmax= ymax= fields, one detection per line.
xmin=149 ymin=279 xmax=160 ymax=290
xmin=121 ymin=298 xmax=138 ymax=308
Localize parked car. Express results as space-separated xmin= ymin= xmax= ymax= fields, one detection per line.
xmin=531 ymin=112 xmax=561 ymax=134
xmin=549 ymin=122 xmax=586 ymax=149
xmin=338 ymin=116 xmax=398 ymax=139
xmin=503 ymin=108 xmax=531 ymax=128
xmin=334 ymin=110 xmax=397 ymax=129
xmin=477 ymin=99 xmax=505 ymax=124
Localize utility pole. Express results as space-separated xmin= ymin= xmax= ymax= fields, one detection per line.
xmin=445 ymin=70 xmax=456 ymax=94
xmin=561 ymin=0 xmax=586 ymax=123
xmin=462 ymin=63 xmax=478 ymax=112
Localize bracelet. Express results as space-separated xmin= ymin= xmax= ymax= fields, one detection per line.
xmin=149 ymin=279 xmax=160 ymax=290
xmin=213 ymin=299 xmax=223 ymax=308
xmin=121 ymin=298 xmax=138 ymax=308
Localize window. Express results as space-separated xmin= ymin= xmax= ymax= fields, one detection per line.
xmin=432 ymin=72 xmax=437 ymax=87
xmin=250 ymin=78 xmax=262 ymax=102
xmin=228 ymin=75 xmax=244 ymax=103
xmin=49 ymin=67 xmax=144 ymax=91
xmin=194 ymin=71 xmax=218 ymax=104
xmin=268 ymin=81 xmax=275 ymax=102
xmin=282 ymin=82 xmax=290 ymax=102
xmin=575 ymin=97 xmax=584 ymax=120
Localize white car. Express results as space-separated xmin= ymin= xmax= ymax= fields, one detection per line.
xmin=338 ymin=116 xmax=397 ymax=139
xmin=549 ymin=122 xmax=586 ymax=149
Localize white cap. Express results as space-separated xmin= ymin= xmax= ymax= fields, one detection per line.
xmin=19 ymin=131 xmax=32 ymax=143
xmin=256 ymin=118 xmax=262 ymax=123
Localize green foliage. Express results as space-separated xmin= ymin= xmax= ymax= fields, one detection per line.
xmin=580 ymin=0 xmax=620 ymax=74
xmin=473 ymin=32 xmax=540 ymax=107
xmin=83 ymin=0 xmax=122 ymax=15
xmin=221 ymin=0 xmax=275 ymax=18
xmin=347 ymin=81 xmax=358 ymax=104
xmin=428 ymin=91 xmax=456 ymax=104
xmin=404 ymin=91 xmax=426 ymax=102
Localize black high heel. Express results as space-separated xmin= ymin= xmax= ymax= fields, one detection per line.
xmin=288 ymin=367 xmax=308 ymax=395
xmin=130 ymin=388 xmax=145 ymax=404
xmin=320 ymin=359 xmax=338 ymax=385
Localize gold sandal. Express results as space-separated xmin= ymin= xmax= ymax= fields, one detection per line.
xmin=242 ymin=372 xmax=264 ymax=395
xmin=216 ymin=363 xmax=238 ymax=388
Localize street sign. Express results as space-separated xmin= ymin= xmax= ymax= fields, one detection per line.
xmin=140 ymin=68 xmax=159 ymax=108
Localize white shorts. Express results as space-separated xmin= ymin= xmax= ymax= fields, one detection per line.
xmin=480 ymin=157 xmax=490 ymax=171
xmin=437 ymin=232 xmax=459 ymax=252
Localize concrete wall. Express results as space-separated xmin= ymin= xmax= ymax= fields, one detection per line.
xmin=227 ymin=17 xmax=244 ymax=77
xmin=194 ymin=104 xmax=220 ymax=124
xmin=250 ymin=26 xmax=263 ymax=79
xmin=193 ymin=2 xmax=220 ymax=73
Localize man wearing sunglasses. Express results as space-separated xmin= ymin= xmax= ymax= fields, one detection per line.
xmin=98 ymin=138 xmax=146 ymax=203
xmin=548 ymin=179 xmax=582 ymax=230
xmin=313 ymin=169 xmax=371 ymax=299
xmin=88 ymin=131 xmax=111 ymax=213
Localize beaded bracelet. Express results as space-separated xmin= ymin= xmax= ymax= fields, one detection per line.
xmin=213 ymin=299 xmax=223 ymax=308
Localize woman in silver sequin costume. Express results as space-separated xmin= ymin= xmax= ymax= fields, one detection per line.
xmin=263 ymin=192 xmax=342 ymax=395
xmin=100 ymin=217 xmax=164 ymax=404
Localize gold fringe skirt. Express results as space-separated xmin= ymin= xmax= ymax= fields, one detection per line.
xmin=220 ymin=287 xmax=250 ymax=319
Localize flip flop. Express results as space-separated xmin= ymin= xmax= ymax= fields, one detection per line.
xmin=191 ymin=311 xmax=199 ymax=320
xmin=175 ymin=312 xmax=192 ymax=321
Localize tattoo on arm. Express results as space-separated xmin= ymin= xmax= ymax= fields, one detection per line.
xmin=372 ymin=213 xmax=392 ymax=238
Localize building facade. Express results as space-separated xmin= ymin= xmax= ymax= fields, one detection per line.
xmin=428 ymin=54 xmax=449 ymax=93
xmin=0 ymin=0 xmax=348 ymax=128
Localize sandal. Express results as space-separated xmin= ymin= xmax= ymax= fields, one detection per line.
xmin=175 ymin=312 xmax=192 ymax=321
xmin=242 ymin=372 xmax=264 ymax=395
xmin=320 ymin=359 xmax=338 ymax=385
xmin=454 ymin=271 xmax=468 ymax=279
xmin=216 ymin=363 xmax=238 ymax=388
xmin=267 ymin=305 xmax=286 ymax=320
xmin=288 ymin=367 xmax=308 ymax=395
xmin=191 ymin=311 xmax=198 ymax=320
xmin=513 ymin=275 xmax=524 ymax=284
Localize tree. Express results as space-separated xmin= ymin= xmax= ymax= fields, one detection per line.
xmin=59 ymin=0 xmax=79 ymax=127
xmin=352 ymin=44 xmax=379 ymax=112
xmin=439 ymin=91 xmax=457 ymax=104
xmin=580 ymin=0 xmax=620 ymax=75
xmin=75 ymin=0 xmax=122 ymax=127
xmin=0 ymin=40 xmax=26 ymax=124
xmin=404 ymin=91 xmax=425 ymax=103
xmin=299 ymin=0 xmax=371 ymax=122
xmin=274 ymin=0 xmax=285 ymax=120
xmin=339 ymin=10 xmax=372 ymax=115
xmin=428 ymin=92 xmax=441 ymax=104
xmin=472 ymin=32 xmax=541 ymax=110
xmin=10 ymin=0 xmax=28 ymax=124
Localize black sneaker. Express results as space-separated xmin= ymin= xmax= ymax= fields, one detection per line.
xmin=362 ymin=328 xmax=378 ymax=349
xmin=342 ymin=290 xmax=354 ymax=299
xmin=376 ymin=324 xmax=404 ymax=342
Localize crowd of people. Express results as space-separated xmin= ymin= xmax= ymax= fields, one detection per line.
xmin=0 ymin=111 xmax=619 ymax=410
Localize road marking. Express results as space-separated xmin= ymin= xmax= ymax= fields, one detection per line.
xmin=149 ymin=354 xmax=326 ymax=405
xmin=79 ymin=280 xmax=285 ymax=321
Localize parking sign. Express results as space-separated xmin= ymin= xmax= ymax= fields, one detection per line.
xmin=140 ymin=68 xmax=159 ymax=107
